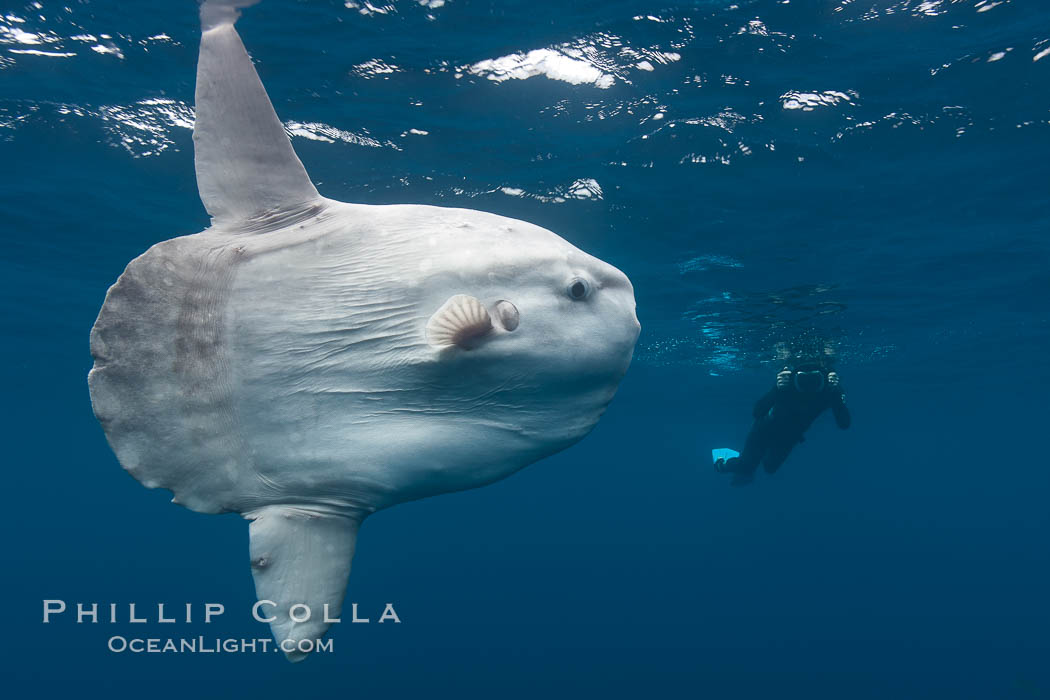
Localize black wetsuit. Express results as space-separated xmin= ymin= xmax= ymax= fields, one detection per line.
xmin=723 ymin=375 xmax=851 ymax=481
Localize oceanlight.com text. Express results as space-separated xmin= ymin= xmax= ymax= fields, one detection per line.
xmin=106 ymin=636 xmax=333 ymax=655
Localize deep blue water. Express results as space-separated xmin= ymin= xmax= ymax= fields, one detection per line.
xmin=3 ymin=0 xmax=1049 ymax=697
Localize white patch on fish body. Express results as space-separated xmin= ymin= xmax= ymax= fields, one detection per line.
xmin=87 ymin=0 xmax=639 ymax=662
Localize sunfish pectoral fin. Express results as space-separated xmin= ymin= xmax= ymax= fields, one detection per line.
xmin=194 ymin=1 xmax=320 ymax=224
xmin=426 ymin=295 xmax=494 ymax=350
xmin=245 ymin=505 xmax=359 ymax=662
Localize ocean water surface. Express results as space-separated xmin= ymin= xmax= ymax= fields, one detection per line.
xmin=2 ymin=0 xmax=1048 ymax=697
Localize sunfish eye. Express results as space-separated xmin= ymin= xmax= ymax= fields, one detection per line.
xmin=567 ymin=277 xmax=591 ymax=300
xmin=494 ymin=300 xmax=519 ymax=331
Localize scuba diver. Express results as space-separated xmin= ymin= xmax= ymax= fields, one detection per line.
xmin=715 ymin=361 xmax=851 ymax=486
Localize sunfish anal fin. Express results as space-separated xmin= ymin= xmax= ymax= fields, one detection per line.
xmin=194 ymin=1 xmax=320 ymax=224
xmin=246 ymin=505 xmax=359 ymax=662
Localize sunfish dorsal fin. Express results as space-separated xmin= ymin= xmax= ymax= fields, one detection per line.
xmin=194 ymin=1 xmax=320 ymax=223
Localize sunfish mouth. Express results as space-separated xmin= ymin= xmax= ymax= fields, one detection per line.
xmin=426 ymin=295 xmax=519 ymax=349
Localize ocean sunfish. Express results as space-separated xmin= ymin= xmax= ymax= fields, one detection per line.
xmin=88 ymin=0 xmax=640 ymax=660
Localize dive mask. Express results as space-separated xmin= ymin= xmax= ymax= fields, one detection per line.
xmin=794 ymin=369 xmax=825 ymax=393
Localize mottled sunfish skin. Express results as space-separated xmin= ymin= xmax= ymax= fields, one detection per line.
xmin=88 ymin=0 xmax=640 ymax=661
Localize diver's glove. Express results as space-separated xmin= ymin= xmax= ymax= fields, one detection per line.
xmin=776 ymin=369 xmax=793 ymax=389
xmin=827 ymin=371 xmax=840 ymax=388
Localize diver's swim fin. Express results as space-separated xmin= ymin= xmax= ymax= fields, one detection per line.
xmin=712 ymin=448 xmax=740 ymax=465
